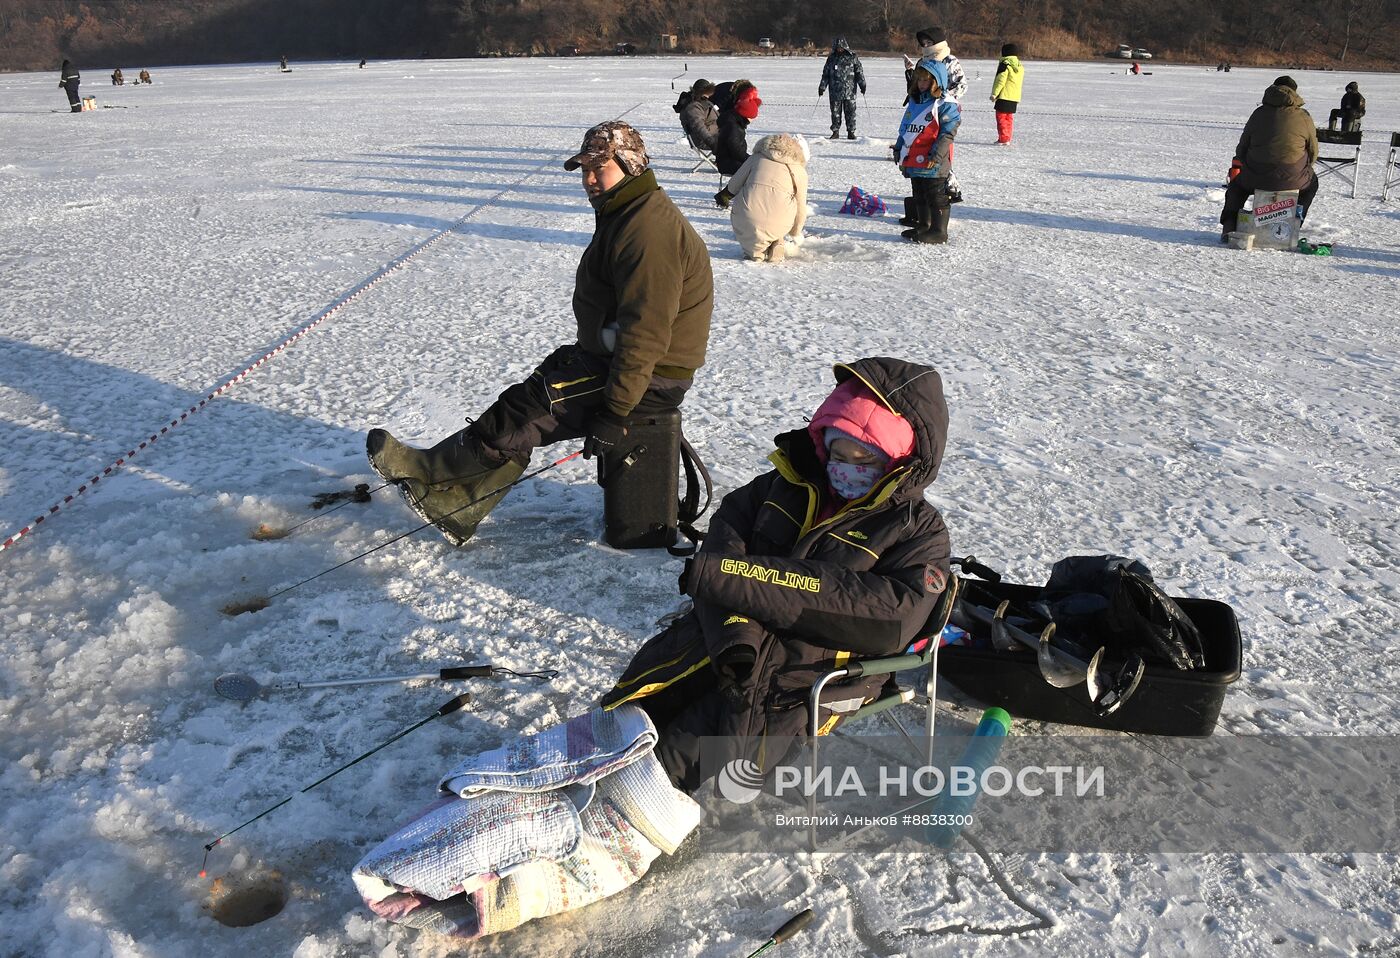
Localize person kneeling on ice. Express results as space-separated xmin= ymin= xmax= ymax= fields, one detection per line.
xmin=367 ymin=121 xmax=714 ymax=546
xmin=894 ymin=59 xmax=960 ymax=244
xmin=1218 ymin=76 xmax=1319 ymax=243
xmin=714 ymin=133 xmax=809 ymax=263
xmin=601 ymin=357 xmax=951 ymax=793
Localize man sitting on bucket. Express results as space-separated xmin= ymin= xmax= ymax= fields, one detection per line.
xmin=367 ymin=121 xmax=714 ymax=545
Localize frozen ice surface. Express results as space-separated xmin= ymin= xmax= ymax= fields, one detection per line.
xmin=2 ymin=55 xmax=1399 ymax=956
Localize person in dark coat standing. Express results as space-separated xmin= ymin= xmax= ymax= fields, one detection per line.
xmin=601 ymin=357 xmax=952 ymax=792
xmin=714 ymin=79 xmax=761 ymax=175
xmin=59 ymin=59 xmax=81 ymax=112
xmin=674 ymin=78 xmax=719 ymax=153
xmin=818 ymin=37 xmax=866 ymax=139
xmin=1219 ymin=76 xmax=1320 ymax=241
xmin=367 ymin=122 xmax=714 ymax=546
xmin=1330 ymin=82 xmax=1365 ymax=132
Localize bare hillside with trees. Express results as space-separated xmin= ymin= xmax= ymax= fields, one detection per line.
xmin=2 ymin=0 xmax=1397 ymax=72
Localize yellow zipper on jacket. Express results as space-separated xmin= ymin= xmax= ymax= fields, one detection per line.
xmin=768 ymin=449 xmax=910 ymax=542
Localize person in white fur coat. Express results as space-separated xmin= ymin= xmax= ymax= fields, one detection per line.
xmin=713 ymin=133 xmax=809 ymax=263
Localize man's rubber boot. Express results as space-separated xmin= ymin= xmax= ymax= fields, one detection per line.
xmin=418 ymin=457 xmax=525 ymax=545
xmin=366 ymin=429 xmax=522 ymax=545
xmin=367 ymin=428 xmax=493 ymax=487
xmin=915 ymin=203 xmax=950 ymax=245
xmin=899 ymin=197 xmax=917 ymax=227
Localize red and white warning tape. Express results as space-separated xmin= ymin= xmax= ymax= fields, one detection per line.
xmin=1 ymin=247 xmax=422 ymax=553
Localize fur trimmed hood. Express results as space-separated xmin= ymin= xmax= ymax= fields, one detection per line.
xmin=754 ymin=133 xmax=809 ymax=167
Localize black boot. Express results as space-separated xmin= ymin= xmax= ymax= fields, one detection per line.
xmin=900 ymin=191 xmax=926 ymax=240
xmin=899 ymin=197 xmax=917 ymax=227
xmin=915 ymin=202 xmax=950 ymax=244
xmin=902 ymin=180 xmax=932 ymax=240
xmin=367 ymin=428 xmax=524 ymax=545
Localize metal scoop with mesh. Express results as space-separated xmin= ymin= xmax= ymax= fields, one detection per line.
xmin=213 ymin=664 xmax=497 ymax=703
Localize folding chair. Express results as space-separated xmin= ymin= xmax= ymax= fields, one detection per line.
xmin=684 ymin=131 xmax=718 ymax=174
xmin=1384 ymin=132 xmax=1400 ymax=202
xmin=1315 ymin=128 xmax=1362 ymax=199
xmin=805 ymin=573 xmax=962 ymax=843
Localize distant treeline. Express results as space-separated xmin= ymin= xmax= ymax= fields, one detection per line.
xmin=2 ymin=0 xmax=1398 ymax=71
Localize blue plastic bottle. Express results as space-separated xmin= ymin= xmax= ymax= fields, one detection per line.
xmin=925 ymin=707 xmax=1012 ymax=848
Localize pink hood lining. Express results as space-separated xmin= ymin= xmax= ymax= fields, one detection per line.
xmin=807 ymin=378 xmax=916 ymax=471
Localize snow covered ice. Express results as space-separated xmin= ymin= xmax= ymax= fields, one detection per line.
xmin=3 ymin=55 xmax=1400 ymax=955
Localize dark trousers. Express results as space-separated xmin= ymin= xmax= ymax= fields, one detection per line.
xmin=1329 ymin=108 xmax=1363 ymax=132
xmin=1220 ymin=170 xmax=1320 ymax=228
xmin=472 ymin=344 xmax=689 ymax=466
xmin=911 ymin=176 xmax=949 ymax=209
xmin=62 ymin=81 xmax=81 ymax=112
xmin=829 ymin=97 xmax=856 ymax=135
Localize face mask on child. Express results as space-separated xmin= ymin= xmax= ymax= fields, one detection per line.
xmin=827 ymin=459 xmax=884 ymax=500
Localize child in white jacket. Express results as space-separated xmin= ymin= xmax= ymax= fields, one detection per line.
xmin=714 ymin=133 xmax=809 ymax=263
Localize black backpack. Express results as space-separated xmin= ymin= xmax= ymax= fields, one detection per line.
xmin=1034 ymin=555 xmax=1206 ymax=670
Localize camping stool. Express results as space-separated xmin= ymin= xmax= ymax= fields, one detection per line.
xmin=684 ymin=131 xmax=719 ymax=175
xmin=805 ymin=575 xmax=961 ymax=848
xmin=597 ymin=407 xmax=682 ymax=550
xmin=1384 ymin=132 xmax=1400 ymax=202
xmin=1315 ymin=128 xmax=1362 ymax=199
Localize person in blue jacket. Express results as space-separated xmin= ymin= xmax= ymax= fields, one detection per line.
xmin=893 ymin=57 xmax=960 ymax=244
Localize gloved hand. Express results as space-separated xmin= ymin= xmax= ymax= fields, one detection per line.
xmin=989 ymin=95 xmax=996 ymax=103
xmin=817 ymin=87 xmax=824 ymax=96
xmin=677 ymin=557 xmax=694 ymax=594
xmin=581 ymin=409 xmax=627 ymax=460
xmin=1227 ymin=158 xmax=1243 ymax=182
xmin=714 ymin=645 xmax=757 ymax=686
xmin=714 ymin=188 xmax=734 ymax=209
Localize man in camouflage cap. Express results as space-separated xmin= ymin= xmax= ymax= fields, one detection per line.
xmin=367 ymin=120 xmax=714 ymax=546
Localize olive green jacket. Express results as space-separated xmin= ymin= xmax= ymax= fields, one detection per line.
xmin=1235 ymin=86 xmax=1319 ymax=191
xmin=573 ymin=170 xmax=714 ymax=416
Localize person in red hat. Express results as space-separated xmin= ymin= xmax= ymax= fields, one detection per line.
xmin=714 ymin=79 xmax=761 ymax=175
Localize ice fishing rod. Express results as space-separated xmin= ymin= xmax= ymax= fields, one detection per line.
xmin=199 ymin=691 xmax=472 ymax=877
xmin=266 ymin=480 xmax=391 ymax=539
xmin=744 ymin=908 xmax=815 ymax=957
xmin=212 ymin=662 xmax=558 ymax=703
xmin=238 ymin=450 xmax=582 ymax=610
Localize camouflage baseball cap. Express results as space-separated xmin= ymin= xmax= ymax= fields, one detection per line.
xmin=563 ymin=121 xmax=650 ymax=175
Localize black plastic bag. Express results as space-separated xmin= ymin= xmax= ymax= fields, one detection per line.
xmin=1039 ymin=555 xmax=1206 ymax=670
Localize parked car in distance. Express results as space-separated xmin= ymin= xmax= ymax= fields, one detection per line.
xmin=614 ymin=42 xmax=637 ymax=55
xmin=757 ymin=37 xmax=775 ymax=49
xmin=1110 ymin=44 xmax=1133 ymax=58
xmin=1132 ymin=48 xmax=1153 ymax=59
xmin=555 ymin=45 xmax=579 ymax=57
